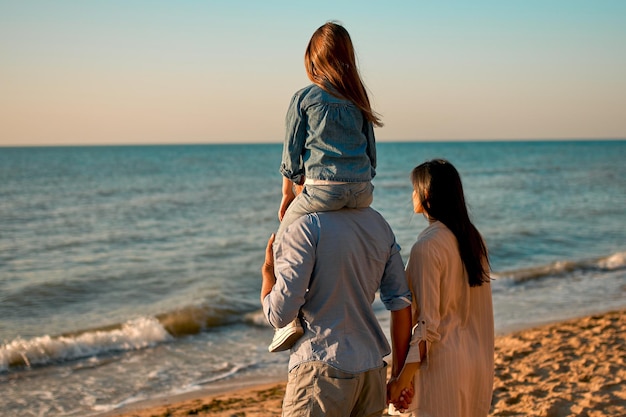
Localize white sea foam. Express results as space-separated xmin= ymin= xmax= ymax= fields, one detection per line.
xmin=0 ymin=317 xmax=172 ymax=372
xmin=491 ymin=251 xmax=626 ymax=283
xmin=598 ymin=251 xmax=626 ymax=270
xmin=244 ymin=310 xmax=272 ymax=327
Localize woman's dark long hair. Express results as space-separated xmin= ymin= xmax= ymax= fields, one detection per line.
xmin=412 ymin=159 xmax=490 ymax=287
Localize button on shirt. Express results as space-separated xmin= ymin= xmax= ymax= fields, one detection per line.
xmin=280 ymin=84 xmax=377 ymax=185
xmin=263 ymin=208 xmax=411 ymax=374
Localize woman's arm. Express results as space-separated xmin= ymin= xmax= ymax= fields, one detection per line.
xmin=389 ymin=238 xmax=443 ymax=409
xmin=387 ymin=339 xmax=426 ymax=409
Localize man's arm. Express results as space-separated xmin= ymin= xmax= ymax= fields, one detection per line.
xmin=278 ymin=177 xmax=295 ymax=221
xmin=261 ymin=216 xmax=316 ymax=328
xmin=390 ymin=306 xmax=412 ymax=378
xmin=388 ymin=305 xmax=414 ymax=409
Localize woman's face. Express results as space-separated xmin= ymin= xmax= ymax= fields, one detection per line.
xmin=412 ymin=189 xmax=424 ymax=214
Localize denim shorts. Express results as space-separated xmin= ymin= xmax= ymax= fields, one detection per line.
xmin=276 ymin=181 xmax=374 ymax=241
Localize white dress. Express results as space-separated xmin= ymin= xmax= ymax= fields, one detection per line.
xmin=393 ymin=221 xmax=494 ymax=417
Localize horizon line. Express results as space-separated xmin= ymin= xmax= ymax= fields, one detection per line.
xmin=1 ymin=137 xmax=625 ymax=148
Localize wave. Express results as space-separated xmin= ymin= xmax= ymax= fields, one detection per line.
xmin=492 ymin=251 xmax=626 ymax=283
xmin=4 ymin=251 xmax=623 ymax=373
xmin=0 ymin=317 xmax=171 ymax=372
xmin=0 ymin=303 xmax=268 ymax=373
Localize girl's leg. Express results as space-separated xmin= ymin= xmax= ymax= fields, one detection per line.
xmin=276 ymin=184 xmax=346 ymax=241
xmin=275 ymin=192 xmax=311 ymax=242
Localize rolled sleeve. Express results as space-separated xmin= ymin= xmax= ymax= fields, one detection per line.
xmin=280 ymin=92 xmax=307 ymax=184
xmin=404 ymin=240 xmax=442 ymax=367
xmin=379 ymin=242 xmax=412 ymax=311
xmin=405 ymin=323 xmax=432 ymax=366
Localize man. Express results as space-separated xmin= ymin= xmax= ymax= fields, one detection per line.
xmin=261 ymin=204 xmax=413 ymax=417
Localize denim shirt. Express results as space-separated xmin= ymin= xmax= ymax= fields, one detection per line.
xmin=263 ymin=208 xmax=411 ymax=374
xmin=280 ymin=84 xmax=377 ymax=185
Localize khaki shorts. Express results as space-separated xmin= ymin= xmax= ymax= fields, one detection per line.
xmin=282 ymin=361 xmax=387 ymax=417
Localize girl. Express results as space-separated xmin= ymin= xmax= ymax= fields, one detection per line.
xmin=269 ymin=21 xmax=382 ymax=352
xmin=388 ymin=159 xmax=494 ymax=417
xmin=276 ymin=20 xmax=381 ymax=236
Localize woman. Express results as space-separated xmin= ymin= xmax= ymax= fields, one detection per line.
xmin=388 ymin=159 xmax=494 ymax=416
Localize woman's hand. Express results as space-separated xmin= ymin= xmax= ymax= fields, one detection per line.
xmin=387 ymin=377 xmax=414 ymax=412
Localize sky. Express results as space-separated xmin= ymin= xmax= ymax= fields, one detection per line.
xmin=1 ymin=1 xmax=625 ymax=146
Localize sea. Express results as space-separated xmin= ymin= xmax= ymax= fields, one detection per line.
xmin=1 ymin=140 xmax=625 ymax=417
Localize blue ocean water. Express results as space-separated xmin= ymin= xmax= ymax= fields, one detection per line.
xmin=0 ymin=141 xmax=625 ymax=416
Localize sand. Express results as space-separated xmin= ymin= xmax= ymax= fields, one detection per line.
xmin=101 ymin=309 xmax=625 ymax=417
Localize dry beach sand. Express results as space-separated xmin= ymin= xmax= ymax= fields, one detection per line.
xmin=101 ymin=309 xmax=625 ymax=417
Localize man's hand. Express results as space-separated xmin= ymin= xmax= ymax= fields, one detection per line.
xmin=264 ymin=233 xmax=275 ymax=268
xmin=260 ymin=234 xmax=276 ymax=303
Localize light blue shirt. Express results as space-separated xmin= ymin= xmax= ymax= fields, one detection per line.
xmin=280 ymin=84 xmax=377 ymax=185
xmin=263 ymin=208 xmax=411 ymax=373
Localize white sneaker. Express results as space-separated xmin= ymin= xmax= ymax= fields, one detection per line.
xmin=268 ymin=318 xmax=304 ymax=352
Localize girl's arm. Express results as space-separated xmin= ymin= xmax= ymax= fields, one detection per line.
xmin=280 ymin=92 xmax=307 ymax=185
xmin=278 ymin=176 xmax=296 ymax=221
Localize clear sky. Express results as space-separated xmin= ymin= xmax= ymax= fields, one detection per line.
xmin=1 ymin=1 xmax=625 ymax=146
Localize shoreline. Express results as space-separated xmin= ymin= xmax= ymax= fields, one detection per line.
xmin=98 ymin=309 xmax=626 ymax=417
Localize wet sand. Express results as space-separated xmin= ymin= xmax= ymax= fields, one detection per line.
xmin=101 ymin=309 xmax=625 ymax=417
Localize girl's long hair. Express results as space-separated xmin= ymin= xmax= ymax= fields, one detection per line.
xmin=304 ymin=21 xmax=383 ymax=127
xmin=412 ymin=159 xmax=490 ymax=287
